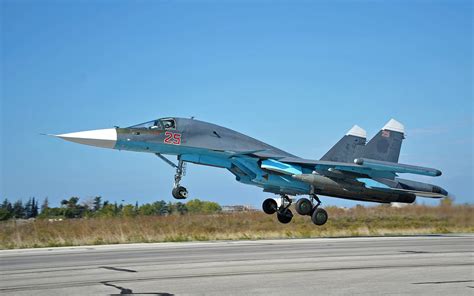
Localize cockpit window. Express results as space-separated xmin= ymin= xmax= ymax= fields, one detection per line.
xmin=128 ymin=118 xmax=176 ymax=130
xmin=128 ymin=120 xmax=161 ymax=129
xmin=160 ymin=118 xmax=176 ymax=130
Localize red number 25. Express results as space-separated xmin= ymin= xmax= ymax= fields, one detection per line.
xmin=164 ymin=131 xmax=181 ymax=145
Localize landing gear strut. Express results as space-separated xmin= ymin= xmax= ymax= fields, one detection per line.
xmin=172 ymin=159 xmax=188 ymax=199
xmin=156 ymin=154 xmax=188 ymax=200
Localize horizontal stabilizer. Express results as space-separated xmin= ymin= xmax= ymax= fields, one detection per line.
xmin=358 ymin=177 xmax=447 ymax=198
xmin=354 ymin=158 xmax=442 ymax=177
xmin=373 ymin=187 xmax=446 ymax=198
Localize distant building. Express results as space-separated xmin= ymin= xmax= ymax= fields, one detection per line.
xmin=391 ymin=202 xmax=410 ymax=208
xmin=221 ymin=205 xmax=256 ymax=213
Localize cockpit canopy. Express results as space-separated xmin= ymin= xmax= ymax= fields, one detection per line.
xmin=128 ymin=118 xmax=176 ymax=130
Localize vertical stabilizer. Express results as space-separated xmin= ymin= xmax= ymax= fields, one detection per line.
xmin=356 ymin=119 xmax=405 ymax=163
xmin=321 ymin=125 xmax=366 ymax=162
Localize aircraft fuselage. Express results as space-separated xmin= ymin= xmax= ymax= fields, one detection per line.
xmin=51 ymin=116 xmax=448 ymax=225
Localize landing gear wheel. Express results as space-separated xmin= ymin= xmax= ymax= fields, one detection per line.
xmin=172 ymin=186 xmax=188 ymax=199
xmin=262 ymin=198 xmax=278 ymax=215
xmin=311 ymin=208 xmax=328 ymax=226
xmin=295 ymin=198 xmax=312 ymax=216
xmin=277 ymin=209 xmax=293 ymax=224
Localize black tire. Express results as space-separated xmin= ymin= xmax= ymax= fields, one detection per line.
xmin=172 ymin=186 xmax=188 ymax=199
xmin=295 ymin=198 xmax=312 ymax=215
xmin=262 ymin=198 xmax=278 ymax=215
xmin=277 ymin=209 xmax=293 ymax=224
xmin=311 ymin=208 xmax=328 ymax=226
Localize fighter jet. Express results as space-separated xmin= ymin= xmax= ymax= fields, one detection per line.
xmin=50 ymin=117 xmax=448 ymax=225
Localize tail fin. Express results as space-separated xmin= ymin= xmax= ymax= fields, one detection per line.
xmin=356 ymin=119 xmax=405 ymax=163
xmin=320 ymin=125 xmax=366 ymax=162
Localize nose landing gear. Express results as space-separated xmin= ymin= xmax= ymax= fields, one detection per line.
xmin=156 ymin=153 xmax=189 ymax=200
xmin=172 ymin=186 xmax=188 ymax=199
xmin=172 ymin=159 xmax=188 ymax=199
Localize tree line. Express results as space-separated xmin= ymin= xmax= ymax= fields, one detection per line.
xmin=0 ymin=196 xmax=222 ymax=221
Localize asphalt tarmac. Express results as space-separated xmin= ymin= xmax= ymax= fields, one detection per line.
xmin=1 ymin=235 xmax=473 ymax=295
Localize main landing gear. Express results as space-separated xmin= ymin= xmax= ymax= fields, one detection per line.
xmin=262 ymin=193 xmax=328 ymax=226
xmin=156 ymin=154 xmax=188 ymax=200
xmin=262 ymin=195 xmax=294 ymax=224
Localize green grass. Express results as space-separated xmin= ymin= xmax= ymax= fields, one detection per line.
xmin=0 ymin=204 xmax=472 ymax=249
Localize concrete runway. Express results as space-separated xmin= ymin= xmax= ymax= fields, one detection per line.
xmin=1 ymin=235 xmax=473 ymax=295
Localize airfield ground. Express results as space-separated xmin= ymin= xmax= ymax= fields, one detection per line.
xmin=0 ymin=204 xmax=472 ymax=249
xmin=0 ymin=235 xmax=473 ymax=295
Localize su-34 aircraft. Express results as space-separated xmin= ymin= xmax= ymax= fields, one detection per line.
xmin=49 ymin=117 xmax=448 ymax=226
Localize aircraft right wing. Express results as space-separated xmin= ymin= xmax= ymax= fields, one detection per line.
xmin=262 ymin=157 xmax=442 ymax=180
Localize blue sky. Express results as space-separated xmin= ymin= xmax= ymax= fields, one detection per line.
xmin=1 ymin=1 xmax=472 ymax=208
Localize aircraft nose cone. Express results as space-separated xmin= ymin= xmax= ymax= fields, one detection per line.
xmin=55 ymin=128 xmax=117 ymax=149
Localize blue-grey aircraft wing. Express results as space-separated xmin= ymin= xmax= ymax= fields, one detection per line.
xmin=270 ymin=157 xmax=442 ymax=180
